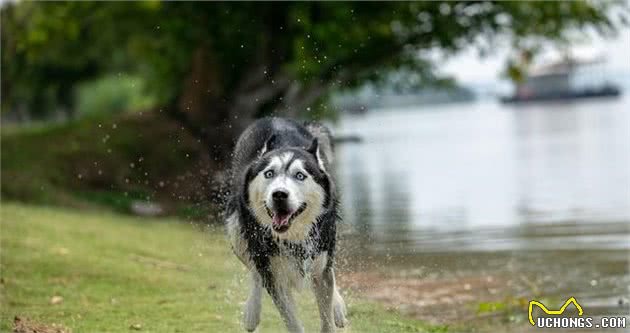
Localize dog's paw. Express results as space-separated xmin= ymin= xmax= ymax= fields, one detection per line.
xmin=243 ymin=301 xmax=261 ymax=331
xmin=333 ymin=305 xmax=347 ymax=328
xmin=333 ymin=291 xmax=347 ymax=328
xmin=243 ymin=311 xmax=259 ymax=332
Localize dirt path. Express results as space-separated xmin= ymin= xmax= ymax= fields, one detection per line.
xmin=339 ymin=271 xmax=512 ymax=326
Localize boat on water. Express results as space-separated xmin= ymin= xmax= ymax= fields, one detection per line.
xmin=501 ymin=57 xmax=621 ymax=103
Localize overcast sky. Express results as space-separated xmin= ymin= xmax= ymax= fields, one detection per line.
xmin=442 ymin=27 xmax=630 ymax=84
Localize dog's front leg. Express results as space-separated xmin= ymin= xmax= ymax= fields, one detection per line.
xmin=266 ymin=281 xmax=303 ymax=333
xmin=243 ymin=270 xmax=262 ymax=332
xmin=312 ymin=266 xmax=336 ymax=333
xmin=332 ymin=278 xmax=347 ymax=328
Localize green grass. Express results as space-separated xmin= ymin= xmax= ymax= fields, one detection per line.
xmin=1 ymin=203 xmax=444 ymax=332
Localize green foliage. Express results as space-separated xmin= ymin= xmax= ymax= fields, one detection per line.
xmin=0 ymin=113 xmax=208 ymax=214
xmin=1 ymin=1 xmax=625 ymax=120
xmin=76 ymin=74 xmax=156 ymax=116
xmin=177 ymin=203 xmax=215 ymax=221
xmin=77 ymin=189 xmax=149 ymax=213
xmin=477 ymin=301 xmax=507 ymax=314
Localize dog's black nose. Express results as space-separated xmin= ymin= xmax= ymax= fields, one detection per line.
xmin=272 ymin=190 xmax=289 ymax=201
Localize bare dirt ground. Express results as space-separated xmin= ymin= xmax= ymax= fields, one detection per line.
xmin=12 ymin=316 xmax=70 ymax=333
xmin=338 ymin=270 xmax=629 ymax=333
xmin=339 ymin=271 xmax=513 ymax=326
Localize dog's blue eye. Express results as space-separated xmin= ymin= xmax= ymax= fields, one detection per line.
xmin=264 ymin=170 xmax=274 ymax=179
xmin=295 ymin=172 xmax=306 ymax=181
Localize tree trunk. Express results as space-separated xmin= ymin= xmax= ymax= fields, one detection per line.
xmin=171 ymin=46 xmax=242 ymax=169
xmin=169 ymin=45 xmax=333 ymax=177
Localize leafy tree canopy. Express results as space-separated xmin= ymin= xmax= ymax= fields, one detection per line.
xmin=2 ymin=1 xmax=626 ymax=157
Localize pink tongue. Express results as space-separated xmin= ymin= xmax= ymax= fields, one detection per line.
xmin=272 ymin=214 xmax=290 ymax=226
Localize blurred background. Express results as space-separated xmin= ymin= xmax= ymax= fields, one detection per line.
xmin=2 ymin=1 xmax=629 ymax=332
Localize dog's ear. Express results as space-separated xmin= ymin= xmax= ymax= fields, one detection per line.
xmin=306 ymin=138 xmax=327 ymax=172
xmin=259 ymin=134 xmax=277 ymax=157
xmin=306 ymin=137 xmax=318 ymax=155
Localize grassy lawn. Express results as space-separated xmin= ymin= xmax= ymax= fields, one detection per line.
xmin=1 ymin=203 xmax=445 ymax=332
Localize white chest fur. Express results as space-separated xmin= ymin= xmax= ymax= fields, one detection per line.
xmin=226 ymin=213 xmax=329 ymax=289
xmin=226 ymin=213 xmax=250 ymax=266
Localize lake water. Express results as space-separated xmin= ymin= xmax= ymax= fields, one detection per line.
xmin=334 ymin=96 xmax=630 ymax=330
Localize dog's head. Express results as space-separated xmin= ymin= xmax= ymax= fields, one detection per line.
xmin=244 ymin=138 xmax=331 ymax=240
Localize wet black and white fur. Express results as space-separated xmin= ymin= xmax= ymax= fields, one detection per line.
xmin=225 ymin=118 xmax=346 ymax=333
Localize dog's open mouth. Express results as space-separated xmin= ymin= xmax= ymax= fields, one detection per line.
xmin=266 ymin=203 xmax=307 ymax=233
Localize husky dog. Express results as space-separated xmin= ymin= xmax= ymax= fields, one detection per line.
xmin=225 ymin=118 xmax=346 ymax=333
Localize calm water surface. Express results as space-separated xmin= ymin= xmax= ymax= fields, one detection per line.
xmin=334 ymin=96 xmax=630 ymax=329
